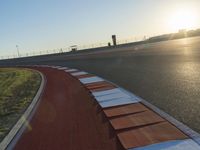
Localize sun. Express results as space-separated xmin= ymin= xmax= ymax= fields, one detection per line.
xmin=169 ymin=8 xmax=197 ymax=31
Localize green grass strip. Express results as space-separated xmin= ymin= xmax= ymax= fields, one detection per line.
xmin=0 ymin=68 xmax=41 ymax=141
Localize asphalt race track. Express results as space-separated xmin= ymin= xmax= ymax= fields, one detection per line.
xmin=1 ymin=36 xmax=200 ymax=133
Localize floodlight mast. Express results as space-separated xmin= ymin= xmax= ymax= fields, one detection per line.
xmin=16 ymin=45 xmax=20 ymax=57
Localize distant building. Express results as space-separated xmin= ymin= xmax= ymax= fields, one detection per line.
xmin=70 ymin=45 xmax=77 ymax=52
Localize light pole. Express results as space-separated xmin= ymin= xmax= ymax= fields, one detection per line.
xmin=16 ymin=45 xmax=20 ymax=57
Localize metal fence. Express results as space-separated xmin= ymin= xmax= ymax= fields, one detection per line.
xmin=0 ymin=36 xmax=146 ymax=60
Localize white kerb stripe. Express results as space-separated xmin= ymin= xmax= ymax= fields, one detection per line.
xmin=65 ymin=69 xmax=78 ymax=72
xmin=54 ymin=66 xmax=62 ymax=68
xmin=92 ymin=88 xmax=122 ymax=97
xmin=79 ymin=77 xmax=104 ymax=84
xmin=95 ymin=92 xmax=131 ymax=102
xmin=99 ymin=97 xmax=139 ymax=108
xmin=57 ymin=67 xmax=68 ymax=70
xmin=50 ymin=66 xmax=58 ymax=68
xmin=71 ymin=71 xmax=88 ymax=76
xmin=119 ymin=88 xmax=142 ymax=101
xmin=132 ymin=139 xmax=200 ymax=150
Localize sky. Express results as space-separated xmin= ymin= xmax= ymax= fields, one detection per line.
xmin=0 ymin=0 xmax=200 ymax=57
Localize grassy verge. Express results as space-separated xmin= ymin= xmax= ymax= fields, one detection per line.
xmin=0 ymin=68 xmax=41 ymax=142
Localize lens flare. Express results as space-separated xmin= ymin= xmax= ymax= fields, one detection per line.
xmin=169 ymin=8 xmax=197 ymax=31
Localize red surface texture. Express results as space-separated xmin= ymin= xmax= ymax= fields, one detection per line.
xmin=14 ymin=67 xmax=124 ymax=150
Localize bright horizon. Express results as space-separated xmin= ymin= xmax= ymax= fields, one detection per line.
xmin=0 ymin=0 xmax=200 ymax=57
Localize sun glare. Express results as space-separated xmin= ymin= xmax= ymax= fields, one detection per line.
xmin=169 ymin=8 xmax=197 ymax=31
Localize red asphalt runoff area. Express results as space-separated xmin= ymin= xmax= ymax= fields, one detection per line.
xmin=14 ymin=67 xmax=124 ymax=150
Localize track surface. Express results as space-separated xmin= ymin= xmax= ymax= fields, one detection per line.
xmin=14 ymin=67 xmax=123 ymax=150
xmin=1 ymin=36 xmax=200 ymax=134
